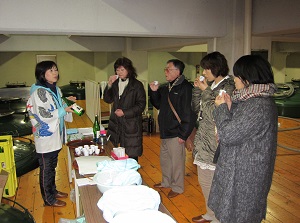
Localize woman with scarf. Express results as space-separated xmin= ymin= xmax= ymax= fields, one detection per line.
xmin=208 ymin=55 xmax=278 ymax=223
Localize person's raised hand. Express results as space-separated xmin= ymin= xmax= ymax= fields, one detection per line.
xmin=149 ymin=81 xmax=159 ymax=91
xmin=108 ymin=75 xmax=119 ymax=87
xmin=194 ymin=76 xmax=208 ymax=91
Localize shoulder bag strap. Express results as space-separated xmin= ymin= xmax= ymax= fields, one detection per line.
xmin=168 ymin=95 xmax=181 ymax=124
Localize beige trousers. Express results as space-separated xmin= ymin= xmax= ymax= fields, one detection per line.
xmin=160 ymin=137 xmax=186 ymax=193
xmin=197 ymin=166 xmax=220 ymax=223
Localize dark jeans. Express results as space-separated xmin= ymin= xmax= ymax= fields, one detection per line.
xmin=38 ymin=154 xmax=58 ymax=205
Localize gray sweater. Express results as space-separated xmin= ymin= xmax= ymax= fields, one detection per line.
xmin=208 ymin=96 xmax=278 ymax=223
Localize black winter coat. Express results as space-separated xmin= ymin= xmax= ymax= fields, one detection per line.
xmin=103 ymin=78 xmax=146 ymax=157
xmin=149 ymin=75 xmax=196 ymax=140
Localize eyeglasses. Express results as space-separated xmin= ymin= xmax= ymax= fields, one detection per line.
xmin=164 ymin=68 xmax=178 ymax=72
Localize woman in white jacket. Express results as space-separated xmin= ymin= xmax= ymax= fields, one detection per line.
xmin=27 ymin=61 xmax=74 ymax=207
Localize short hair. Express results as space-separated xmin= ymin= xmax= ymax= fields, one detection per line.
xmin=233 ymin=55 xmax=274 ymax=85
xmin=200 ymin=51 xmax=229 ymax=78
xmin=114 ymin=57 xmax=137 ymax=79
xmin=167 ymin=59 xmax=185 ymax=75
xmin=35 ymin=60 xmax=59 ymax=86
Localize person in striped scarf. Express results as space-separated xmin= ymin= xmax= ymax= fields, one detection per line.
xmin=208 ymin=55 xmax=278 ymax=223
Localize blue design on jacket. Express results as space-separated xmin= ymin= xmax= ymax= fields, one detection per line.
xmin=33 ymin=113 xmax=53 ymax=137
xmin=29 ymin=84 xmax=66 ymax=135
xmin=48 ymin=104 xmax=55 ymax=112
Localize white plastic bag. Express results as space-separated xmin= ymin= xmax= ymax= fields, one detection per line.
xmin=58 ymin=215 xmax=86 ymax=223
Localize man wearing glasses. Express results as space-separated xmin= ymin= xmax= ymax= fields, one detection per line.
xmin=149 ymin=59 xmax=196 ymax=198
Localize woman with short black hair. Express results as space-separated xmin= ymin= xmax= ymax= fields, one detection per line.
xmin=27 ymin=61 xmax=75 ymax=207
xmin=208 ymin=55 xmax=278 ymax=223
xmin=191 ymin=51 xmax=235 ymax=223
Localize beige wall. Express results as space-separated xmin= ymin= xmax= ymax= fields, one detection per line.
xmin=0 ymin=51 xmax=128 ymax=88
xmin=0 ymin=51 xmax=97 ymax=88
xmin=0 ymin=51 xmax=204 ymax=88
xmin=286 ymin=53 xmax=300 ymax=82
xmin=148 ymin=52 xmax=204 ymax=84
xmin=271 ymin=52 xmax=300 ymax=83
xmin=1 ymin=49 xmax=297 ymax=90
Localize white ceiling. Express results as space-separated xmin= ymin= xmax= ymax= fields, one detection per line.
xmin=0 ymin=0 xmax=299 ymax=52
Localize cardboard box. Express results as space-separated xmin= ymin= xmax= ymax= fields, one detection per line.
xmin=0 ymin=169 xmax=9 ymax=199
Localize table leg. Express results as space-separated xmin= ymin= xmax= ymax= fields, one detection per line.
xmin=75 ymin=178 xmax=82 ymax=217
xmin=67 ymin=146 xmax=72 ymax=183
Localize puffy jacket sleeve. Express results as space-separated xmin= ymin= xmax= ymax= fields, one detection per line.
xmin=191 ymin=87 xmax=202 ymax=116
xmin=149 ymin=87 xmax=162 ymax=110
xmin=103 ymin=82 xmax=118 ymax=104
xmin=123 ymin=81 xmax=146 ymax=119
xmin=202 ymin=77 xmax=235 ymax=121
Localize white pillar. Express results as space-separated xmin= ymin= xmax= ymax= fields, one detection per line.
xmin=244 ymin=0 xmax=252 ymax=55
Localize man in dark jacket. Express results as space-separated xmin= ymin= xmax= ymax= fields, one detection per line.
xmin=149 ymin=59 xmax=196 ymax=198
xmin=104 ymin=57 xmax=146 ymax=162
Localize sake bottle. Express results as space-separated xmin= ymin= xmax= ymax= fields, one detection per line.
xmin=93 ymin=115 xmax=100 ymax=143
xmin=148 ymin=114 xmax=153 ymax=134
xmin=98 ymin=129 xmax=107 ymax=153
xmin=62 ymin=97 xmax=85 ymax=116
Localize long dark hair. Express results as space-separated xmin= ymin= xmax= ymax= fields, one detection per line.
xmin=35 ymin=60 xmax=59 ymax=86
xmin=114 ymin=57 xmax=137 ymax=79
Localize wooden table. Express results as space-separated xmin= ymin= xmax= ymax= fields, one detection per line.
xmin=67 ymin=139 xmax=174 ymax=223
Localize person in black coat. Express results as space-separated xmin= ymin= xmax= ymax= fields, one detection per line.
xmin=149 ymin=59 xmax=196 ymax=198
xmin=103 ymin=57 xmax=146 ymax=162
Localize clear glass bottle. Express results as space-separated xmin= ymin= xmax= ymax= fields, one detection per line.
xmin=98 ymin=129 xmax=107 ymax=153
xmin=93 ymin=115 xmax=100 ymax=143
xmin=98 ymin=130 xmax=107 ymax=145
xmin=62 ymin=97 xmax=85 ymax=116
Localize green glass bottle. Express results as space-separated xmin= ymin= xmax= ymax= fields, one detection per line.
xmin=93 ymin=115 xmax=100 ymax=143
xmin=62 ymin=97 xmax=85 ymax=116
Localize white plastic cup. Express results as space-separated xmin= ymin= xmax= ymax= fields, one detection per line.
xmin=75 ymin=147 xmax=81 ymax=156
xmin=120 ymin=148 xmax=125 ymax=157
xmin=199 ymin=76 xmax=205 ymax=81
xmin=116 ymin=147 xmax=125 ymax=157
xmin=82 ymin=147 xmax=89 ymax=156
xmin=90 ymin=145 xmax=95 ymax=153
xmin=219 ymin=89 xmax=226 ymax=96
xmin=154 ymin=81 xmax=158 ymax=85
xmin=95 ymin=147 xmax=100 ymax=155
